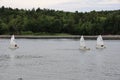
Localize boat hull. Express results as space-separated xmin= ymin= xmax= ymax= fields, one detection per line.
xmin=96 ymin=45 xmax=106 ymax=49
xmin=80 ymin=46 xmax=90 ymax=50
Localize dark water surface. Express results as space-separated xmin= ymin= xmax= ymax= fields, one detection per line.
xmin=0 ymin=39 xmax=120 ymax=80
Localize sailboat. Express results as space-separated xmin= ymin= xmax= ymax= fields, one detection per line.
xmin=80 ymin=36 xmax=90 ymax=50
xmin=9 ymin=35 xmax=19 ymax=49
xmin=96 ymin=35 xmax=106 ymax=49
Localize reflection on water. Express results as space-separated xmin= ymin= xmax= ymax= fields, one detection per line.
xmin=0 ymin=39 xmax=120 ymax=80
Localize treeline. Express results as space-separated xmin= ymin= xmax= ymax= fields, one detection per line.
xmin=0 ymin=6 xmax=120 ymax=35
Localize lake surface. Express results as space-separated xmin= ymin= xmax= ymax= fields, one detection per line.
xmin=0 ymin=39 xmax=120 ymax=80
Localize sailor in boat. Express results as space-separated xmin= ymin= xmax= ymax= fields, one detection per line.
xmin=15 ymin=44 xmax=18 ymax=48
xmin=101 ymin=45 xmax=104 ymax=47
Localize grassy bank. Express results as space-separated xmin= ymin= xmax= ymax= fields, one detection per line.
xmin=0 ymin=35 xmax=120 ymax=40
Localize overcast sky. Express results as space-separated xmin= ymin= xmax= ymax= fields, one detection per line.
xmin=0 ymin=0 xmax=120 ymax=12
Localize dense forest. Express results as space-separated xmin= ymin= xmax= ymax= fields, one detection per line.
xmin=0 ymin=6 xmax=120 ymax=35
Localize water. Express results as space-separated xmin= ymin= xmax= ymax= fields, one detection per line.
xmin=0 ymin=39 xmax=120 ymax=80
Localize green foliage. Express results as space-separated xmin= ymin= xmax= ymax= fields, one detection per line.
xmin=21 ymin=31 xmax=33 ymax=35
xmin=0 ymin=6 xmax=120 ymax=35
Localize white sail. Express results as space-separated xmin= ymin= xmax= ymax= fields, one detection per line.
xmin=96 ymin=35 xmax=105 ymax=48
xmin=80 ymin=36 xmax=86 ymax=47
xmin=97 ymin=35 xmax=104 ymax=45
xmin=9 ymin=35 xmax=19 ymax=49
xmin=80 ymin=36 xmax=90 ymax=50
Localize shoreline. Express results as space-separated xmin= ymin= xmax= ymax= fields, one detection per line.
xmin=0 ymin=35 xmax=120 ymax=40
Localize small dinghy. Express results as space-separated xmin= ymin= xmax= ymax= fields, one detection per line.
xmin=80 ymin=36 xmax=90 ymax=50
xmin=9 ymin=35 xmax=19 ymax=50
xmin=96 ymin=35 xmax=106 ymax=49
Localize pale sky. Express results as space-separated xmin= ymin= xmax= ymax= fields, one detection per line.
xmin=0 ymin=0 xmax=120 ymax=12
